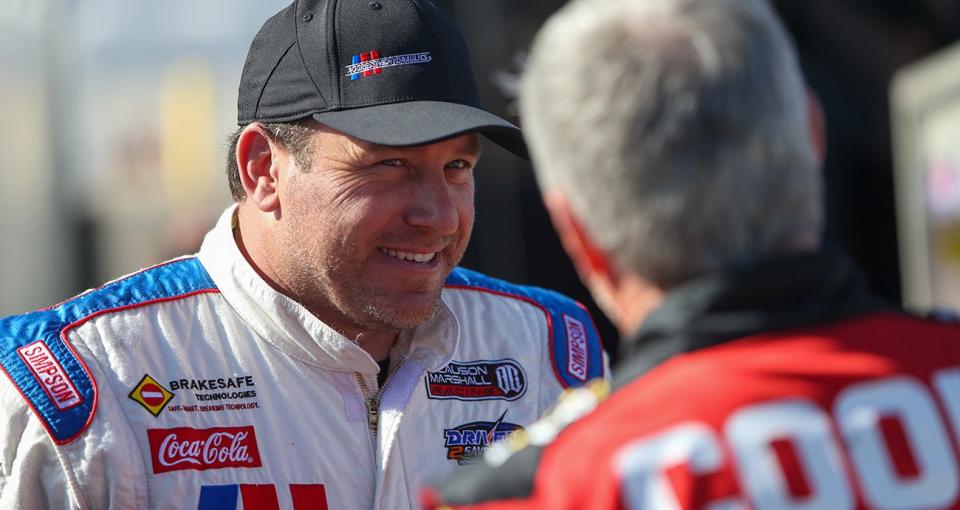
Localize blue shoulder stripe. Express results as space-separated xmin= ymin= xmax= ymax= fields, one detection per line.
xmin=0 ymin=257 xmax=217 ymax=444
xmin=446 ymin=267 xmax=605 ymax=388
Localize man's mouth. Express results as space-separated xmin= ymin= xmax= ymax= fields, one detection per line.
xmin=379 ymin=248 xmax=438 ymax=264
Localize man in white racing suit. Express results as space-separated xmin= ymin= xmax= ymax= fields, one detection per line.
xmin=0 ymin=0 xmax=606 ymax=508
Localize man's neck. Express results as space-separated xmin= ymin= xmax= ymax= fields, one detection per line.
xmin=611 ymin=275 xmax=665 ymax=339
xmin=354 ymin=331 xmax=398 ymax=361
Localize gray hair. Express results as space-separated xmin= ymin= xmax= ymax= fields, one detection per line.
xmin=521 ymin=0 xmax=822 ymax=288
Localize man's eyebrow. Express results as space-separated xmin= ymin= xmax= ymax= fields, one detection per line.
xmin=354 ymin=134 xmax=484 ymax=158
xmin=348 ymin=136 xmax=380 ymax=153
xmin=460 ymin=136 xmax=483 ymax=158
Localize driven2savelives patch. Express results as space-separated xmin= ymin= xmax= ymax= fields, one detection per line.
xmin=444 ymin=410 xmax=523 ymax=465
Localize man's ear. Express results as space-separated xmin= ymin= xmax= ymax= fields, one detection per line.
xmin=806 ymin=88 xmax=826 ymax=166
xmin=236 ymin=123 xmax=282 ymax=212
xmin=541 ymin=189 xmax=617 ymax=291
xmin=543 ymin=188 xmax=664 ymax=335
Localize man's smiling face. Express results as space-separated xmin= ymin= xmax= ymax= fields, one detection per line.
xmin=273 ymin=125 xmax=479 ymax=336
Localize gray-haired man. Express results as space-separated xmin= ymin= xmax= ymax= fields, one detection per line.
xmin=425 ymin=0 xmax=960 ymax=508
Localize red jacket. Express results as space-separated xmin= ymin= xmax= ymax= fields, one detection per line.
xmin=426 ymin=251 xmax=960 ymax=509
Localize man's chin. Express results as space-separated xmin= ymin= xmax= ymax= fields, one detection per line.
xmin=359 ymin=292 xmax=444 ymax=331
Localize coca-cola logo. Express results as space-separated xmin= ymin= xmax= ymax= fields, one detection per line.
xmin=147 ymin=426 xmax=262 ymax=474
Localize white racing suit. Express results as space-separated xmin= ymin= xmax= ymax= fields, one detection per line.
xmin=0 ymin=206 xmax=606 ymax=509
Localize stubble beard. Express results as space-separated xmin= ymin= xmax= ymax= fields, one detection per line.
xmin=280 ymin=226 xmax=455 ymax=336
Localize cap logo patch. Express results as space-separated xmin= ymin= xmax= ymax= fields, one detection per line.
xmin=346 ymin=50 xmax=432 ymax=80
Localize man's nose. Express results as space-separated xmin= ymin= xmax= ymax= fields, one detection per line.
xmin=404 ymin=171 xmax=460 ymax=236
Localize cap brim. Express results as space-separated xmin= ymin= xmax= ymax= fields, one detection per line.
xmin=312 ymin=101 xmax=527 ymax=159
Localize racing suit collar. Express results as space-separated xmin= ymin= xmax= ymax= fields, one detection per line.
xmin=613 ymin=249 xmax=890 ymax=388
xmin=197 ymin=205 xmax=459 ymax=374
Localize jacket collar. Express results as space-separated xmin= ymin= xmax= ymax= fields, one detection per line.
xmin=197 ymin=206 xmax=459 ymax=373
xmin=613 ymin=250 xmax=889 ymax=388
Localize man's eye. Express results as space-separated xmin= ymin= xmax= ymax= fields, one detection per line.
xmin=446 ymin=160 xmax=473 ymax=170
xmin=379 ymin=159 xmax=404 ymax=167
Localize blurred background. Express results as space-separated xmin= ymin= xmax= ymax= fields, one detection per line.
xmin=2 ymin=0 xmax=960 ymax=361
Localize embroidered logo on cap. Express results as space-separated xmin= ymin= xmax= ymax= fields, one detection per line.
xmin=346 ymin=50 xmax=432 ymax=80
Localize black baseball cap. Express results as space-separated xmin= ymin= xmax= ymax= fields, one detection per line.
xmin=238 ymin=0 xmax=526 ymax=158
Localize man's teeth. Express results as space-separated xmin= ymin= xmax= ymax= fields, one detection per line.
xmin=382 ymin=249 xmax=437 ymax=263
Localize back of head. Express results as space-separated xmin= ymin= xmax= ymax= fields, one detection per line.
xmin=521 ymin=0 xmax=822 ymax=289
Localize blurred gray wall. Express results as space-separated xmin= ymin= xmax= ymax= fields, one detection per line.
xmin=0 ymin=0 xmax=289 ymax=315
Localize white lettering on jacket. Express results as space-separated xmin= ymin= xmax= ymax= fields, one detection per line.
xmin=614 ymin=370 xmax=960 ymax=509
xmin=17 ymin=340 xmax=82 ymax=410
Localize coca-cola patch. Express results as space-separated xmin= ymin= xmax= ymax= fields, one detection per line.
xmin=147 ymin=426 xmax=262 ymax=474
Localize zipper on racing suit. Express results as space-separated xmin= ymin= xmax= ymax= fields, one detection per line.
xmin=355 ymin=357 xmax=405 ymax=437
xmin=356 ymin=357 xmax=406 ymax=508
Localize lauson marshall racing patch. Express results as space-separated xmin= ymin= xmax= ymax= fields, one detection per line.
xmin=425 ymin=359 xmax=526 ymax=401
